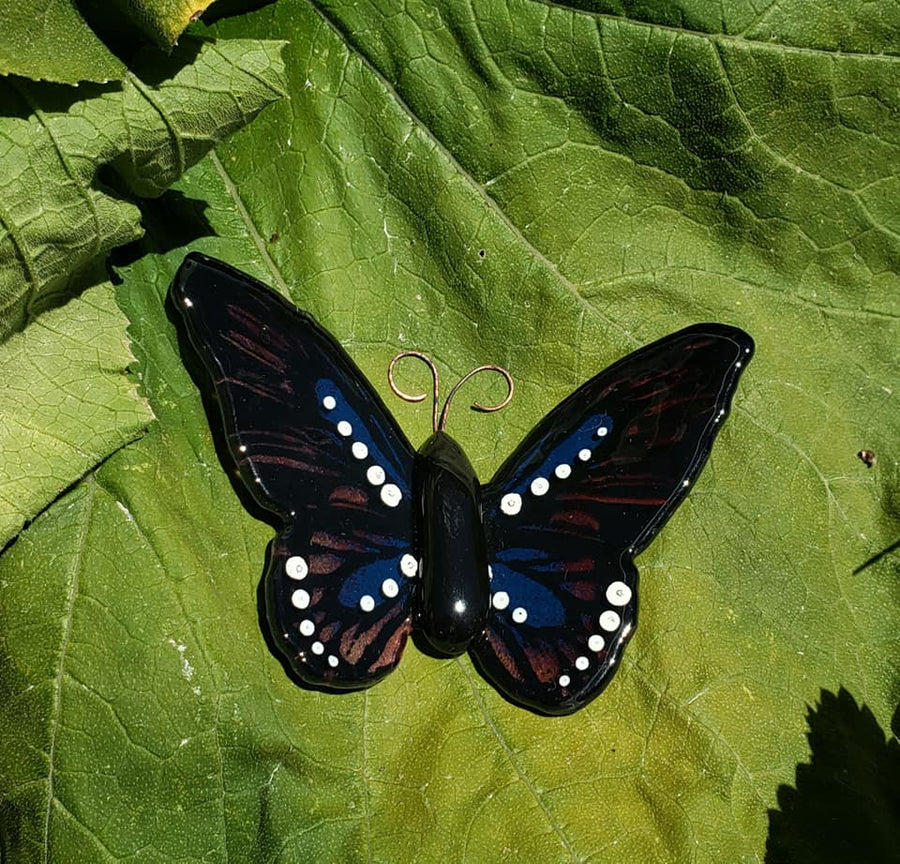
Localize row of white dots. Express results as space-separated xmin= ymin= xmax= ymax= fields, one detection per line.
xmin=500 ymin=425 xmax=610 ymax=515
xmin=304 ymin=632 xmax=338 ymax=667
xmin=323 ymin=395 xmax=403 ymax=509
xmin=491 ymin=591 xmax=528 ymax=622
xmin=286 ymin=553 xmax=418 ymax=610
xmin=558 ymin=581 xmax=631 ymax=690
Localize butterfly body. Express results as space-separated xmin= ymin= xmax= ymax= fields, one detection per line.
xmin=172 ymin=252 xmax=753 ymax=715
xmin=415 ymin=431 xmax=490 ymax=655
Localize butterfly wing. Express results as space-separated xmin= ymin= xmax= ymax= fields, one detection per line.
xmin=172 ymin=253 xmax=417 ymax=689
xmin=470 ymin=324 xmax=754 ymax=714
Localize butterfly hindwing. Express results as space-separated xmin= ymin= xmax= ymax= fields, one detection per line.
xmin=172 ymin=253 xmax=417 ymax=688
xmin=471 ymin=325 xmax=754 ymax=714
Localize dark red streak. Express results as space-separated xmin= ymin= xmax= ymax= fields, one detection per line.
xmin=244 ymin=454 xmax=334 ymax=475
xmin=560 ymin=492 xmax=665 ymax=506
xmin=485 ymin=629 xmax=522 ymax=681
xmin=226 ymin=305 xmax=292 ymax=353
xmin=221 ymin=331 xmax=286 ymax=372
xmin=550 ymin=510 xmax=600 ymax=531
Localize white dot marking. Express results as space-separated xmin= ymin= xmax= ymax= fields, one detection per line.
xmin=530 ymin=477 xmax=549 ymax=496
xmin=599 ymin=610 xmax=621 ymax=632
xmin=337 ymin=420 xmax=352 ymax=437
xmin=382 ymin=578 xmax=399 ymax=598
xmin=501 ymin=493 xmax=522 ymax=515
xmin=492 ymin=591 xmax=509 ymax=610
xmin=367 ymin=465 xmax=385 ymax=486
xmin=351 ymin=441 xmax=368 ymax=460
xmin=322 ymin=395 xmax=336 ymax=410
xmin=299 ymin=619 xmax=315 ymax=637
xmin=606 ymin=581 xmax=632 ymax=606
xmin=400 ymin=554 xmax=418 ymax=577
xmin=597 ymin=426 xmax=609 ymax=437
xmin=360 ymin=595 xmax=375 ymax=612
xmin=381 ymin=484 xmax=402 ymax=507
xmin=327 ymin=654 xmax=339 ymax=668
xmin=578 ymin=448 xmax=591 ymax=461
xmin=682 ymin=479 xmax=690 ymax=488
xmin=588 ymin=634 xmax=605 ymax=652
xmin=311 ymin=641 xmax=324 ymax=655
xmin=575 ymin=655 xmax=589 ymax=671
xmin=512 ymin=607 xmax=528 ymax=623
xmin=554 ymin=464 xmax=571 ymax=479
xmin=559 ymin=675 xmax=571 ymax=688
xmin=285 ymin=556 xmax=308 ymax=580
xmin=291 ymin=589 xmax=310 ymax=610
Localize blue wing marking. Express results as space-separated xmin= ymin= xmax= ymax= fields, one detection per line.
xmin=489 ymin=561 xmax=565 ymax=629
xmin=315 ymin=378 xmax=412 ymax=495
xmin=501 ymin=412 xmax=613 ymax=498
xmin=337 ymin=554 xmax=411 ymax=609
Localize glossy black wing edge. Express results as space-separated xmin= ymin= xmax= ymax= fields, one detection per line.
xmin=622 ymin=323 xmax=754 ymax=554
xmin=487 ymin=322 xmax=755 ymax=556
xmin=170 ymin=251 xmax=417 ymax=519
xmin=171 ymin=252 xmax=417 ymax=690
xmin=474 ymin=323 xmax=754 ymax=715
xmin=470 ymin=557 xmax=640 ymax=716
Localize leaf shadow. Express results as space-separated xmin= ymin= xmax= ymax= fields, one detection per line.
xmin=852 ymin=537 xmax=900 ymax=575
xmin=198 ymin=0 xmax=279 ymax=25
xmin=766 ymin=687 xmax=900 ymax=864
xmin=72 ymin=2 xmax=205 ymax=71
xmin=0 ymin=797 xmax=26 ymax=861
xmin=115 ymin=189 xmax=216 ymax=268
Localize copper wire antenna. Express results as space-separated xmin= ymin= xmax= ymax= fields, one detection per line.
xmin=388 ymin=351 xmax=514 ymax=433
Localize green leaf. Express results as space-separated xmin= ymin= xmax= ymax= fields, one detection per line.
xmin=0 ymin=284 xmax=152 ymax=549
xmin=0 ymin=0 xmax=125 ymax=84
xmin=0 ymin=37 xmax=286 ymax=341
xmin=79 ymin=0 xmax=218 ymax=49
xmin=0 ymin=0 xmax=219 ymax=84
xmin=2 ymin=1 xmax=899 ymax=861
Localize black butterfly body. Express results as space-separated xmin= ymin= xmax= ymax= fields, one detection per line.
xmin=172 ymin=253 xmax=753 ymax=715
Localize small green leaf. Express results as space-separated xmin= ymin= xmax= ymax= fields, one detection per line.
xmin=80 ymin=0 xmax=217 ymax=49
xmin=0 ymin=0 xmax=221 ymax=84
xmin=0 ymin=284 xmax=152 ymax=549
xmin=0 ymin=37 xmax=286 ymax=341
xmin=0 ymin=0 xmax=125 ymax=84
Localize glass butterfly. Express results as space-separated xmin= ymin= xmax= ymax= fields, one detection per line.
xmin=171 ymin=252 xmax=753 ymax=715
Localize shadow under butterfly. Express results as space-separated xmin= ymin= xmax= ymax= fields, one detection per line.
xmin=171 ymin=253 xmax=753 ymax=715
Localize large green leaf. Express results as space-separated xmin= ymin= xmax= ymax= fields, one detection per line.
xmin=1 ymin=0 xmax=898 ymax=861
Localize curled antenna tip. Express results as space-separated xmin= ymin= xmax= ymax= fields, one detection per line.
xmin=389 ymin=352 xmax=514 ymax=433
xmin=389 ymin=351 xmax=440 ymax=430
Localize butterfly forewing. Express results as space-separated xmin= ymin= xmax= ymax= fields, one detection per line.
xmin=472 ymin=325 xmax=753 ymax=714
xmin=172 ymin=253 xmax=417 ymax=687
